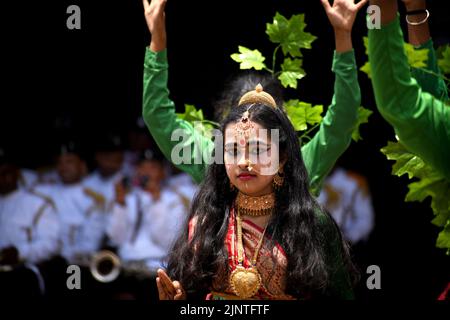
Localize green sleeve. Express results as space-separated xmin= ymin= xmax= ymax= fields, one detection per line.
xmin=142 ymin=48 xmax=214 ymax=184
xmin=301 ymin=50 xmax=361 ymax=195
xmin=411 ymin=39 xmax=449 ymax=101
xmin=368 ymin=16 xmax=450 ymax=180
xmin=317 ymin=210 xmax=354 ymax=299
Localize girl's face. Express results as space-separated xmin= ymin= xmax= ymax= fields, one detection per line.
xmin=224 ymin=121 xmax=282 ymax=197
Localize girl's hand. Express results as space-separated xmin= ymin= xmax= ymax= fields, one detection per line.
xmin=156 ymin=269 xmax=187 ymax=300
xmin=142 ymin=0 xmax=167 ymax=51
xmin=320 ymin=0 xmax=369 ymax=33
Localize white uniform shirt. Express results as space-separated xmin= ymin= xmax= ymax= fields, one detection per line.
xmin=318 ymin=168 xmax=375 ymax=244
xmin=19 ymin=169 xmax=39 ymax=191
xmin=34 ymin=183 xmax=106 ymax=264
xmin=0 ymin=189 xmax=60 ymax=263
xmin=167 ymin=173 xmax=198 ymax=210
xmin=83 ymin=170 xmax=122 ymax=213
xmin=107 ymin=187 xmax=186 ymax=271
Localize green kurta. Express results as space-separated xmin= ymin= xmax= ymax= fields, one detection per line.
xmin=368 ymin=16 xmax=450 ymax=180
xmin=143 ymin=48 xmax=361 ymax=194
xmin=411 ymin=39 xmax=449 ymax=102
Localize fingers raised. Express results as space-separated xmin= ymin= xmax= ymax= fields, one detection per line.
xmin=320 ymin=0 xmax=332 ymax=11
xmin=355 ymin=0 xmax=369 ymax=12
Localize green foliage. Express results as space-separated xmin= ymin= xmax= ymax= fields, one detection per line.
xmin=351 ymin=107 xmax=373 ymax=142
xmin=266 ymin=13 xmax=317 ymax=58
xmin=176 ymin=104 xmax=219 ymax=138
xmin=284 ymin=99 xmax=323 ymax=132
xmin=231 ymin=12 xmax=316 ymax=89
xmin=230 ymin=12 xmax=369 ymax=142
xmin=278 ymin=58 xmax=305 ymax=89
xmin=381 ymin=141 xmax=450 ymax=254
xmin=404 ymin=43 xmax=429 ymax=68
xmin=360 ymin=62 xmax=372 ymax=79
xmin=437 ymin=44 xmax=450 ymax=74
xmin=230 ymin=46 xmax=267 ymax=71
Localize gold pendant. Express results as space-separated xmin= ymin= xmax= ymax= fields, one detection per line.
xmin=229 ymin=265 xmax=262 ymax=299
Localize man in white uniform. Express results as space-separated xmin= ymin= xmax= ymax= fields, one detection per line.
xmin=83 ymin=134 xmax=125 ymax=217
xmin=318 ymin=167 xmax=375 ymax=244
xmin=0 ymin=151 xmax=60 ymax=298
xmin=107 ymin=148 xmax=186 ymax=300
xmin=34 ymin=143 xmax=106 ymax=265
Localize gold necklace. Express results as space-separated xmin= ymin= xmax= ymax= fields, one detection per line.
xmin=236 ymin=192 xmax=275 ymax=216
xmin=229 ymin=208 xmax=268 ymax=299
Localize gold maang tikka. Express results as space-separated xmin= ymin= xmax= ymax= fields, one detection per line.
xmin=234 ymin=84 xmax=277 ymax=147
xmin=235 ymin=108 xmax=255 ymax=147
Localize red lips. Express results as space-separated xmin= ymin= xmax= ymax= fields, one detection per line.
xmin=237 ymin=172 xmax=256 ymax=181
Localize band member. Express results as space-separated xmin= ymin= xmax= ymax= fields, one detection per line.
xmin=0 ymin=149 xmax=60 ymax=298
xmin=107 ymin=148 xmax=186 ymax=300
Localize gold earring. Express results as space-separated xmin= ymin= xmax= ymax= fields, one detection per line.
xmin=272 ymin=168 xmax=284 ymax=190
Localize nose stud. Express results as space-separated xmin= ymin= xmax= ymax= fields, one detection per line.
xmin=246 ymin=159 xmax=253 ymax=172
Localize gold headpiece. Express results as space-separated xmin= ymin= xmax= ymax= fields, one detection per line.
xmin=238 ymin=84 xmax=277 ymax=109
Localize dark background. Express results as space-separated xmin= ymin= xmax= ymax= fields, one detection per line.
xmin=1 ymin=0 xmax=449 ymax=300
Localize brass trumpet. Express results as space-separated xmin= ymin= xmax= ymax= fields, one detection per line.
xmin=89 ymin=250 xmax=157 ymax=283
xmin=89 ymin=250 xmax=121 ymax=283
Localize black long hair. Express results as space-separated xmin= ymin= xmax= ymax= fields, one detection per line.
xmin=166 ymin=102 xmax=355 ymax=298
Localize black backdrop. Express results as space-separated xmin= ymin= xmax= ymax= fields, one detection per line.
xmin=1 ymin=0 xmax=449 ymax=300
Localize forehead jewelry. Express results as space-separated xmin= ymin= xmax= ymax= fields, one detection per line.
xmin=235 ymin=108 xmax=255 ymax=147
xmin=234 ymin=83 xmax=277 ymax=149
xmin=238 ymin=83 xmax=277 ymax=109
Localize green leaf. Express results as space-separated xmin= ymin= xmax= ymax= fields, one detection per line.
xmin=405 ymin=167 xmax=450 ymax=251
xmin=380 ymin=141 xmax=427 ymax=179
xmin=284 ymin=99 xmax=323 ymax=131
xmin=437 ymin=45 xmax=450 ymax=74
xmin=430 ymin=184 xmax=450 ymax=227
xmin=266 ymin=13 xmax=317 ymax=58
xmin=360 ymin=62 xmax=371 ymax=78
xmin=380 ymin=135 xmax=450 ymax=253
xmin=363 ymin=37 xmax=369 ymax=55
xmin=404 ymin=43 xmax=429 ymax=68
xmin=278 ymin=58 xmax=306 ymax=89
xmin=351 ymin=106 xmax=372 ymax=142
xmin=176 ymin=104 xmax=204 ymax=122
xmin=176 ymin=104 xmax=217 ymax=138
xmin=231 ymin=46 xmax=267 ymax=70
xmin=436 ymin=220 xmax=450 ymax=250
xmin=406 ymin=171 xmax=443 ymax=203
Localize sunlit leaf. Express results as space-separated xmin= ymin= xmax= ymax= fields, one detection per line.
xmin=351 ymin=106 xmax=372 ymax=142
xmin=437 ymin=45 xmax=450 ymax=74
xmin=284 ymin=99 xmax=323 ymax=131
xmin=266 ymin=13 xmax=317 ymax=58
xmin=404 ymin=43 xmax=429 ymax=68
xmin=278 ymin=58 xmax=306 ymax=88
xmin=231 ymin=46 xmax=267 ymax=70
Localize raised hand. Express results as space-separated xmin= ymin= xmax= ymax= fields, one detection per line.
xmin=142 ymin=0 xmax=167 ymax=52
xmin=320 ymin=0 xmax=369 ymax=33
xmin=156 ymin=269 xmax=187 ymax=300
